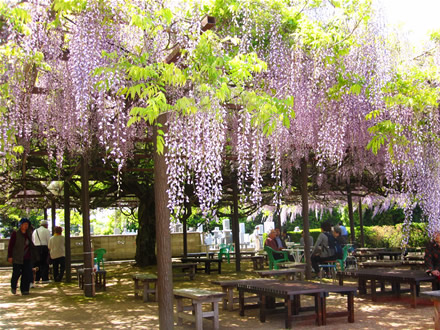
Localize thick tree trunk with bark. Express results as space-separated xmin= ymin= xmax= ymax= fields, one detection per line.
xmin=300 ymin=158 xmax=312 ymax=280
xmin=154 ymin=114 xmax=173 ymax=330
xmin=135 ymin=195 xmax=157 ymax=266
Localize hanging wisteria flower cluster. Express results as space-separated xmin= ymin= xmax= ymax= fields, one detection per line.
xmin=165 ymin=106 xmax=226 ymax=216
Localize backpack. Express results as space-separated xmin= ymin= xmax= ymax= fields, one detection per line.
xmin=324 ymin=232 xmax=343 ymax=259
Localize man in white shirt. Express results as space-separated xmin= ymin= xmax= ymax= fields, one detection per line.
xmin=32 ymin=220 xmax=51 ymax=283
xmin=48 ymin=226 xmax=65 ymax=282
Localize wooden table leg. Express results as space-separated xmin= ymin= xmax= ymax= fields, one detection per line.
xmin=134 ymin=279 xmax=139 ymax=299
xmin=371 ymin=279 xmax=377 ymax=302
xmin=348 ymin=292 xmax=354 ymax=323
xmin=176 ymin=297 xmax=183 ymax=326
xmin=212 ymin=301 xmax=220 ymax=329
xmin=316 ymin=293 xmax=323 ymax=326
xmin=239 ymin=289 xmax=245 ymax=316
xmin=143 ymin=281 xmax=149 ymax=302
xmin=194 ymin=302 xmax=203 ymax=330
xmin=206 ymin=261 xmax=211 ymax=274
xmin=259 ymin=295 xmax=266 ymax=323
xmin=285 ymin=296 xmax=292 ymax=329
xmin=321 ymin=295 xmax=327 ymax=325
xmin=227 ymin=287 xmax=234 ymax=311
xmin=410 ymin=283 xmax=417 ymax=308
xmin=338 ymin=273 xmax=344 ymax=286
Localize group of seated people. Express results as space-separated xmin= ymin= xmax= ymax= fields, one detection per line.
xmin=263 ymin=223 xmax=440 ymax=282
xmin=264 ymin=221 xmax=346 ymax=272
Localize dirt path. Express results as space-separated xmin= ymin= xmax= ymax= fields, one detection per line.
xmin=0 ymin=262 xmax=436 ymax=329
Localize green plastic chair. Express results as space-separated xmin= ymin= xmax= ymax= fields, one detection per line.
xmin=218 ymin=244 xmax=233 ymax=263
xmin=336 ymin=245 xmax=349 ymax=271
xmin=264 ymin=246 xmax=289 ymax=270
xmin=94 ymin=248 xmax=107 ymax=270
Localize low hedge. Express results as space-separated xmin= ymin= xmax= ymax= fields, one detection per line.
xmin=288 ymin=222 xmax=429 ymax=248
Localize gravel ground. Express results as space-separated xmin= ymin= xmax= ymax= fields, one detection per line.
xmin=0 ymin=261 xmax=436 ymax=329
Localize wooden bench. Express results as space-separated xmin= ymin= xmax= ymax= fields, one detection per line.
xmin=77 ymin=269 xmax=106 ymax=291
xmin=132 ymin=273 xmax=157 ymax=302
xmin=251 ymin=255 xmax=265 ymax=270
xmin=172 ymin=263 xmax=197 ymax=280
xmin=256 ymin=267 xmax=305 ymax=281
xmin=180 ymin=258 xmax=222 ymax=274
xmin=174 ymin=288 xmax=225 ymax=330
xmin=211 ymin=279 xmax=260 ymax=311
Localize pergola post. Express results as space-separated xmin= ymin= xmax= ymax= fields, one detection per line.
xmin=300 ymin=158 xmax=312 ymax=280
xmin=232 ymin=178 xmax=241 ymax=272
xmin=359 ymin=198 xmax=364 ymax=247
xmin=80 ymin=155 xmax=95 ymax=297
xmin=64 ymin=181 xmax=72 ymax=282
xmin=347 ymin=184 xmax=355 ymax=244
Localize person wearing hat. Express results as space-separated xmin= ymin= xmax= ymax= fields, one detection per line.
xmin=32 ymin=219 xmax=51 ymax=283
xmin=7 ymin=218 xmax=35 ymax=295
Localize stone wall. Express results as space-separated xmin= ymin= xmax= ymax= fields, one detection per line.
xmin=0 ymin=232 xmax=203 ymax=266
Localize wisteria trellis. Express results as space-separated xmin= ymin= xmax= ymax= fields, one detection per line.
xmin=1 ymin=0 xmax=439 ymax=242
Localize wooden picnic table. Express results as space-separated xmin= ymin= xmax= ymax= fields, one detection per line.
xmin=352 ymin=252 xmax=380 ymax=261
xmin=174 ymin=288 xmax=225 ymax=330
xmin=211 ymin=279 xmax=261 ymax=311
xmin=377 ymin=250 xmax=403 ymax=260
xmin=181 ymin=252 xmax=215 ymax=259
xmin=180 ymin=257 xmax=222 ymax=274
xmin=237 ymin=279 xmax=356 ymax=328
xmin=337 ymin=268 xmax=438 ymax=308
xmin=360 ymin=261 xmax=402 ymax=268
xmin=255 ymin=267 xmax=305 ymax=281
xmin=132 ymin=273 xmax=157 ymax=302
xmin=172 ymin=262 xmax=197 ymax=280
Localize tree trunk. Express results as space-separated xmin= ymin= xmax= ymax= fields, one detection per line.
xmin=359 ymin=198 xmax=364 ymax=247
xmin=347 ymin=185 xmax=355 ymax=244
xmin=232 ymin=179 xmax=241 ymax=272
xmin=135 ymin=195 xmax=157 ymax=266
xmin=64 ymin=181 xmax=72 ymax=283
xmin=80 ymin=156 xmax=95 ymax=297
xmin=300 ymin=158 xmax=312 ymax=279
xmin=154 ymin=114 xmax=173 ymax=330
xmin=51 ymin=199 xmax=56 ymax=234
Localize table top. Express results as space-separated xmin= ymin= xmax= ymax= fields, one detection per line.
xmin=255 ymin=268 xmax=305 ymax=276
xmin=360 ymin=261 xmax=402 ymax=267
xmin=174 ymin=288 xmax=226 ymax=299
xmin=172 ymin=262 xmax=198 ymax=267
xmin=211 ymin=278 xmax=268 ymax=287
xmin=377 ymin=251 xmax=403 ymax=256
xmin=181 ymin=252 xmax=215 ymax=257
xmin=180 ymin=257 xmax=221 ymax=262
xmin=132 ymin=273 xmax=157 ymax=280
xmin=237 ymin=279 xmax=326 ymax=296
xmin=339 ymin=268 xmax=433 ymax=281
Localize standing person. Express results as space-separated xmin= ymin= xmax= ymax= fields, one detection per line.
xmin=7 ymin=218 xmax=35 ymax=295
xmin=48 ymin=226 xmax=66 ymax=282
xmin=425 ymin=231 xmax=440 ymax=279
xmin=32 ymin=220 xmax=51 ymax=283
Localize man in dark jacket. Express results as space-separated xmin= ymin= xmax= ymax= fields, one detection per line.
xmin=7 ymin=218 xmax=35 ymax=295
